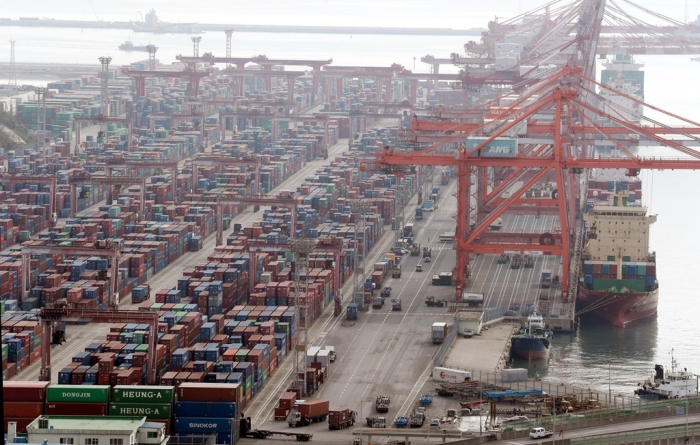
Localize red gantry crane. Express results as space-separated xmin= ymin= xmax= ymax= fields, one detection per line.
xmin=68 ymin=171 xmax=146 ymax=219
xmin=103 ymin=155 xmax=181 ymax=203
xmin=21 ymin=240 xmax=121 ymax=308
xmin=190 ymin=154 xmax=262 ymax=198
xmin=38 ymin=306 xmax=158 ymax=383
xmin=365 ymin=65 xmax=700 ymax=303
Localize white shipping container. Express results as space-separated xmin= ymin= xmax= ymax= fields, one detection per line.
xmin=316 ymin=349 xmax=330 ymax=368
xmin=501 ymin=368 xmax=528 ymax=382
xmin=305 ymin=346 xmax=321 ymax=367
xmin=432 ymin=367 xmax=471 ymax=383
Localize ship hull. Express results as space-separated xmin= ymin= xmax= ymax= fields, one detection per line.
xmin=577 ymin=287 xmax=658 ymax=327
xmin=510 ymin=337 xmax=550 ymax=360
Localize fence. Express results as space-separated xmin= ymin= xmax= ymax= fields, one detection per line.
xmin=432 ymin=323 xmax=458 ymax=367
xmin=572 ymin=423 xmax=700 ymax=445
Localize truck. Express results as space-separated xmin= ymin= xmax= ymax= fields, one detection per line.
xmin=432 ymin=366 xmax=472 ymax=383
xmin=424 ymin=296 xmax=445 ymax=307
xmin=322 ymin=345 xmax=336 ymax=362
xmin=347 ymin=303 xmax=358 ymax=321
xmin=328 ymin=409 xmax=356 ymax=429
xmin=392 ymin=265 xmax=402 ymax=278
xmin=375 ymin=396 xmax=390 ymax=413
xmin=431 ymin=322 xmax=448 ymax=344
xmin=372 ymin=297 xmax=384 ymax=309
xmin=541 ymin=269 xmax=552 ymax=288
xmin=422 ymin=247 xmax=431 ymax=258
xmin=422 ymin=201 xmax=435 ymax=212
xmin=510 ymin=253 xmax=522 ymax=269
xmin=239 ymin=416 xmax=312 ymax=442
xmin=461 ymin=292 xmax=484 ymax=307
xmin=410 ymin=244 xmax=421 ymax=256
xmin=366 ymin=416 xmax=387 ymax=428
xmin=391 ymin=299 xmax=402 ymax=311
xmin=415 ymin=207 xmax=423 ymax=220
xmin=524 ymin=254 xmax=534 ymax=268
xmin=529 ymin=427 xmax=553 ymax=439
xmin=287 ymin=400 xmax=330 ymax=427
xmin=432 ymin=271 xmax=453 ymax=285
xmin=489 ymin=217 xmax=503 ymax=230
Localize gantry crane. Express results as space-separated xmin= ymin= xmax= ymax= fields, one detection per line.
xmin=0 ymin=174 xmax=58 ymax=228
xmin=148 ymin=111 xmax=206 ymax=151
xmin=74 ymin=115 xmax=132 ymax=157
xmin=366 ymin=66 xmax=700 ymax=303
xmin=21 ymin=240 xmax=121 ymax=308
xmin=104 ymin=156 xmax=181 ymax=203
xmin=212 ymin=192 xmax=298 ymax=246
xmin=68 ymin=171 xmax=146 ymax=218
xmin=122 ymin=68 xmax=212 ymax=98
xmin=38 ymin=306 xmax=157 ymax=383
xmin=189 ymin=154 xmax=261 ymax=197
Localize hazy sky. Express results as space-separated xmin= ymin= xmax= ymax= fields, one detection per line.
xmin=6 ymin=0 xmax=700 ymax=29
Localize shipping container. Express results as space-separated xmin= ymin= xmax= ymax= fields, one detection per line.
xmin=112 ymin=385 xmax=174 ymax=403
xmin=47 ymin=385 xmax=110 ymax=403
xmin=109 ymin=402 xmax=172 ymax=419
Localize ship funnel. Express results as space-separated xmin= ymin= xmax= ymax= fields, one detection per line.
xmin=655 ymin=364 xmax=664 ymax=380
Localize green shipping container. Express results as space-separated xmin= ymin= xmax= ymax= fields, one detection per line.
xmin=2 ymin=344 xmax=7 ymax=360
xmin=47 ymin=385 xmax=110 ymax=403
xmin=112 ymin=385 xmax=174 ymax=403
xmin=109 ymin=402 xmax=171 ymax=419
xmin=591 ymin=278 xmax=646 ymax=292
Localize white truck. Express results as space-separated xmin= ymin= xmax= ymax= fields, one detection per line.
xmin=432 ymin=366 xmax=471 ymax=383
xmin=322 ymin=345 xmax=336 ymax=362
xmin=529 ymin=427 xmax=553 ymax=439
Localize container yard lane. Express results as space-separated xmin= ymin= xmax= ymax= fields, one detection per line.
xmin=15 ymin=136 xmax=353 ymax=383
xmin=247 ymin=175 xmax=461 ymax=442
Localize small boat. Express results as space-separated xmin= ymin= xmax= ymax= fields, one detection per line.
xmin=635 ymin=352 xmax=698 ymax=400
xmin=118 ymin=39 xmax=149 ymax=52
xmin=510 ymin=312 xmax=553 ymax=360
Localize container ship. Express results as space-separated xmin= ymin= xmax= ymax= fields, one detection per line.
xmin=118 ymin=40 xmax=149 ymax=52
xmin=131 ymin=9 xmax=201 ymax=34
xmin=510 ymin=313 xmax=552 ymax=360
xmin=578 ymin=173 xmax=658 ymax=327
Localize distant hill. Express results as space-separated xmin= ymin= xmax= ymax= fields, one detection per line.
xmin=0 ymin=111 xmax=30 ymax=150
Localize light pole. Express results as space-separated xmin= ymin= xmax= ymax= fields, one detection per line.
xmin=608 ymin=363 xmax=612 ymax=405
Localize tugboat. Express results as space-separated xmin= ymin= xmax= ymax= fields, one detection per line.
xmin=635 ymin=352 xmax=698 ymax=400
xmin=510 ymin=313 xmax=553 ymax=360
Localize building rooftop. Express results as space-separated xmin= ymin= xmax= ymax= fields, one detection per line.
xmin=27 ymin=416 xmax=146 ymax=433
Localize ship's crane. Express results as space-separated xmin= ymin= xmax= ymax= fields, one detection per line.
xmin=189 ymin=154 xmax=261 ymax=197
xmin=0 ymin=174 xmax=57 ymax=228
xmin=21 ymin=240 xmax=121 ymax=308
xmin=104 ymin=156 xmax=181 ymax=203
xmin=74 ymin=115 xmax=132 ymax=157
xmin=38 ymin=307 xmax=157 ymax=383
xmin=68 ymin=171 xmax=146 ymax=218
xmin=365 ymin=66 xmax=700 ymax=303
xmin=211 ymin=192 xmax=298 ymax=246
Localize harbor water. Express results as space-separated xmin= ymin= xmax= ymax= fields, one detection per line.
xmin=2 ymin=3 xmax=700 ymax=398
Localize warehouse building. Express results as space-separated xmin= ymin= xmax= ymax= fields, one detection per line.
xmin=25 ymin=416 xmax=168 ymax=445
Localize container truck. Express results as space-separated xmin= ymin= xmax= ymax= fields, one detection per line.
xmin=347 ymin=303 xmax=358 ymax=321
xmin=431 ymin=322 xmax=448 ymax=344
xmin=322 ymin=346 xmax=336 ymax=362
xmin=288 ymin=400 xmax=330 ymax=427
xmin=328 ymin=408 xmax=356 ymax=429
xmin=541 ymin=269 xmax=552 ymax=288
xmin=432 ymin=366 xmax=471 ymax=383
xmin=461 ymin=291 xmax=484 ymax=307
xmin=415 ymin=207 xmax=423 ymax=220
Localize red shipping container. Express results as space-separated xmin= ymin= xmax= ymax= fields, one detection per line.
xmin=4 ymin=417 xmax=34 ymax=434
xmin=3 ymin=381 xmax=49 ymax=401
xmin=45 ymin=402 xmax=108 ymax=416
xmin=176 ymin=383 xmax=241 ymax=403
xmin=3 ymin=402 xmax=43 ymax=418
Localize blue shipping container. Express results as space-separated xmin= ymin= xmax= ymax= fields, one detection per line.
xmin=175 ymin=401 xmax=236 ymax=418
xmin=174 ymin=417 xmax=234 ymax=434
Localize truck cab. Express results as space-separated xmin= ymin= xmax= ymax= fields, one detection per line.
xmin=541 ymin=269 xmax=552 ymax=288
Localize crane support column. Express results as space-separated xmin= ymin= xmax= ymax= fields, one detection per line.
xmin=453 ymin=154 xmax=470 ymax=298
